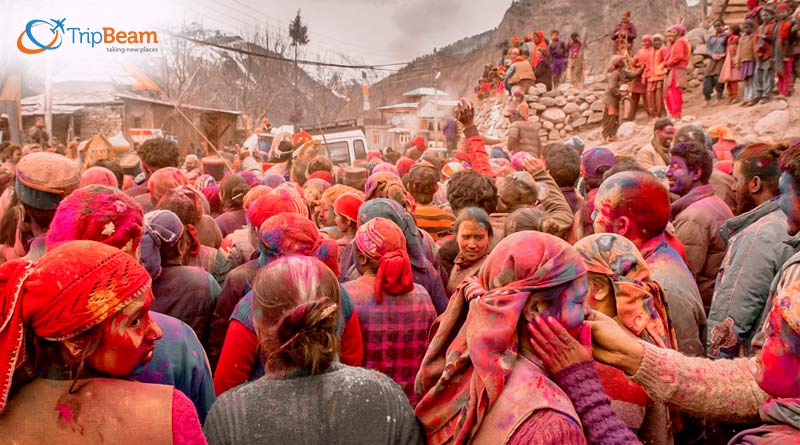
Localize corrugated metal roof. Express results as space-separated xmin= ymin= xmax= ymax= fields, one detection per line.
xmin=114 ymin=93 xmax=241 ymax=115
xmin=402 ymin=87 xmax=450 ymax=97
xmin=376 ymin=102 xmax=419 ymax=111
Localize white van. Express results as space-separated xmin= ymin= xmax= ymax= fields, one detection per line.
xmin=307 ymin=120 xmax=376 ymax=166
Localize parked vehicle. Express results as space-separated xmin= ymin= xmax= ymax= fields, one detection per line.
xmin=306 ymin=120 xmax=376 ymax=166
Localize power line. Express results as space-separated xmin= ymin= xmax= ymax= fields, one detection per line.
xmin=166 ymin=32 xmax=409 ymax=70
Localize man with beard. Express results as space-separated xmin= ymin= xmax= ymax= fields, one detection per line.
xmin=636 ymin=117 xmax=674 ymax=170
xmin=707 ymin=142 xmax=794 ymax=359
xmin=666 ymin=141 xmax=733 ymax=313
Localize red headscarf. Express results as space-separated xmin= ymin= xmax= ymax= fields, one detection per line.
xmin=258 ymin=213 xmax=339 ymax=275
xmin=148 ymin=167 xmax=188 ymax=204
xmin=396 ymin=157 xmax=416 ymax=178
xmin=0 ymin=241 xmax=151 ymax=411
xmin=80 ymin=166 xmax=119 ymax=188
xmin=414 ymin=231 xmax=587 ymax=444
xmin=247 ymin=194 xmax=301 ymax=229
xmin=354 ymin=217 xmax=414 ymax=303
xmin=46 ymin=185 xmax=145 ymax=254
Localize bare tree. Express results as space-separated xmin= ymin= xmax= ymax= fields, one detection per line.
xmin=289 ymin=10 xmax=310 ymax=125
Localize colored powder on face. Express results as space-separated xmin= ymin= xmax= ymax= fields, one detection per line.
xmin=56 ymin=402 xmax=73 ymax=424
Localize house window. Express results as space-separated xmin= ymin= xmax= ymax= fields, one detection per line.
xmin=373 ymin=131 xmax=380 ymax=145
xmin=399 ymin=135 xmax=410 ymax=144
xmin=133 ymin=116 xmax=142 ymax=128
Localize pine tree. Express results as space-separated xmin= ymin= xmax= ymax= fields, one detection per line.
xmin=289 ymin=10 xmax=310 ymax=125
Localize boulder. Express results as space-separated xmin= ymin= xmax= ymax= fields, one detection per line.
xmin=564 ymin=103 xmax=580 ymax=114
xmin=588 ymin=113 xmax=604 ymax=124
xmin=579 ymin=102 xmax=589 ymax=111
xmin=556 ymin=123 xmax=564 ymax=130
xmin=557 ymin=83 xmax=572 ymax=94
xmin=681 ymin=115 xmax=697 ymax=122
xmin=565 ymin=124 xmax=574 ymax=132
xmin=544 ymin=89 xmax=562 ymax=98
xmin=567 ymin=95 xmax=577 ymax=102
xmin=690 ymin=55 xmax=705 ymax=66
xmin=549 ymin=129 xmax=561 ymax=140
xmin=754 ymin=110 xmax=791 ymax=137
xmin=686 ymin=27 xmax=705 ymax=48
xmin=555 ymin=97 xmax=568 ymax=107
xmin=542 ymin=120 xmax=555 ymax=130
xmin=540 ymin=97 xmax=557 ymax=107
xmin=616 ymin=121 xmax=637 ymax=139
xmin=527 ymin=86 xmax=538 ymax=96
xmin=559 ymin=129 xmax=567 ymax=138
xmin=693 ymin=44 xmax=708 ymax=56
xmin=531 ymin=103 xmax=547 ymax=111
xmin=771 ymin=100 xmax=789 ymax=111
xmin=581 ymin=109 xmax=594 ymax=117
xmin=535 ymin=83 xmax=548 ymax=94
xmin=542 ymin=108 xmax=567 ymax=123
xmin=572 ymin=118 xmax=587 ymax=127
xmin=584 ymin=94 xmax=597 ymax=103
xmin=567 ymin=88 xmax=580 ymax=97
xmin=524 ymin=95 xmax=538 ymax=103
xmin=689 ymin=79 xmax=702 ymax=88
xmin=590 ymin=100 xmax=604 ymax=112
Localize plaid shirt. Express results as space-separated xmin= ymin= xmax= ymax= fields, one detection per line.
xmin=343 ymin=275 xmax=436 ymax=406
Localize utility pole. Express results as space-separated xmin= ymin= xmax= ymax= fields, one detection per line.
xmin=44 ymin=53 xmax=53 ymax=142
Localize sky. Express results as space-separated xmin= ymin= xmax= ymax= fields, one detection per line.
xmin=1 ymin=0 xmax=512 ymax=83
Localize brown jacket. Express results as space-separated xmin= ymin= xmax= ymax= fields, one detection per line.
xmin=671 ymin=184 xmax=734 ymax=311
xmin=508 ymin=59 xmax=535 ymax=84
xmin=507 ymin=120 xmax=542 ymax=156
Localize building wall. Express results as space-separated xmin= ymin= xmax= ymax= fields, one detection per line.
xmin=77 ymin=105 xmax=124 ymax=140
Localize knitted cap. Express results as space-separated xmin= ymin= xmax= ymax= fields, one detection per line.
xmin=47 ymin=185 xmax=144 ymax=253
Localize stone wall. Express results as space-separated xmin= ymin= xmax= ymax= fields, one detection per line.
xmin=78 ymin=105 xmax=124 ymax=140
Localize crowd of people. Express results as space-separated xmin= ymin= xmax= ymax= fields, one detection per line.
xmin=480 ymin=2 xmax=800 ymax=143
xmin=0 ymin=83 xmax=797 ymax=444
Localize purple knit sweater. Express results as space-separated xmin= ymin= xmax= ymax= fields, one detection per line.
xmin=554 ymin=361 xmax=643 ymax=445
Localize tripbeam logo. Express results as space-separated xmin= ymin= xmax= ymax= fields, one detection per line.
xmin=17 ymin=18 xmax=65 ymax=54
xmin=17 ymin=18 xmax=159 ymax=54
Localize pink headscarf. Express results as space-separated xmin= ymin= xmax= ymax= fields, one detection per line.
xmin=354 ymin=217 xmax=414 ymax=303
xmin=80 ymin=166 xmax=119 ymax=188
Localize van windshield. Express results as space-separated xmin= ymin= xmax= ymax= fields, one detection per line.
xmin=323 ymin=141 xmax=350 ymax=166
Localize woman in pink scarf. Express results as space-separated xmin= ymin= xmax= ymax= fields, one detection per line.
xmin=415 ymin=231 xmax=589 ymax=444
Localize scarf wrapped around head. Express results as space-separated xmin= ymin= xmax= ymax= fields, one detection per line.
xmin=269 ymin=184 xmax=309 ymax=218
xmin=355 ymin=217 xmax=414 ymax=303
xmin=246 ymin=194 xmax=301 ymax=229
xmin=80 ymin=166 xmax=119 ymax=188
xmin=371 ymin=162 xmax=399 ymax=177
xmin=147 ymin=167 xmax=188 ymax=205
xmin=257 ymin=213 xmax=339 ymax=275
xmin=365 ymin=172 xmax=416 ymax=213
xmin=358 ymin=198 xmax=425 ymax=270
xmin=202 ymin=185 xmax=222 ymax=215
xmin=0 ymin=240 xmax=151 ymax=412
xmin=414 ymin=231 xmax=587 ymax=444
xmin=302 ymin=178 xmax=330 ymax=205
xmin=321 ymin=184 xmax=358 ymax=207
xmin=194 ymin=174 xmax=216 ymax=191
xmin=574 ymin=233 xmax=677 ymax=350
xmin=140 ymin=210 xmax=185 ymax=280
xmin=46 ymin=185 xmax=144 ymax=254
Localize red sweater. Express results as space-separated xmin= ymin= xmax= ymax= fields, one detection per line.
xmin=665 ymin=37 xmax=691 ymax=70
xmin=213 ymin=311 xmax=364 ymax=395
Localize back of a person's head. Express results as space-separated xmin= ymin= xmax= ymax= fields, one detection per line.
xmin=675 ymin=125 xmax=710 ymax=149
xmin=220 ymin=174 xmax=251 ymax=207
xmin=307 ymin=156 xmax=333 ymax=175
xmin=503 ymin=207 xmax=560 ymax=236
xmin=252 ymin=255 xmax=340 ymax=375
xmin=405 ymin=164 xmax=439 ymax=205
xmin=779 ymin=141 xmax=800 ymax=194
xmin=93 ymin=159 xmax=125 ymax=187
xmin=735 ymin=142 xmax=784 ymax=196
xmin=596 ymin=171 xmax=670 ymax=240
xmin=447 ymin=170 xmax=498 ymax=214
xmin=602 ymin=158 xmax=648 ymax=181
xmin=497 ymin=171 xmax=538 ymax=212
xmin=544 ymin=144 xmax=581 ymax=187
xmin=138 ymin=138 xmax=180 ymax=170
xmin=670 ymin=140 xmax=713 ymax=185
xmin=156 ymin=188 xmax=200 ymax=225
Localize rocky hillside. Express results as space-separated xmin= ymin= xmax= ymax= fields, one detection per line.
xmin=338 ymin=0 xmax=700 ymax=121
